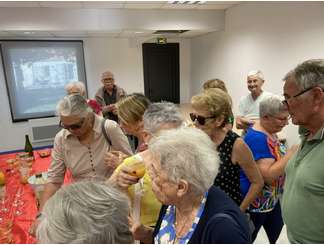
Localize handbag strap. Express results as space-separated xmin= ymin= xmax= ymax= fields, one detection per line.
xmin=101 ymin=118 xmax=112 ymax=146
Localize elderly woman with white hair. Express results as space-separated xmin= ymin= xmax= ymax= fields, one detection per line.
xmin=242 ymin=95 xmax=299 ymax=243
xmin=108 ymin=102 xmax=184 ymax=242
xmin=65 ymin=81 xmax=102 ymax=115
xmin=36 ymin=181 xmax=133 ymax=243
xmin=29 ymin=94 xmax=132 ymax=236
xmin=134 ymin=127 xmax=250 ymax=243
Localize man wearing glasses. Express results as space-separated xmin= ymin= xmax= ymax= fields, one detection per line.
xmin=281 ymin=59 xmax=324 ymax=243
xmin=95 ymin=70 xmax=126 ymax=122
xmin=236 ymin=70 xmax=273 ymax=131
xmin=30 ymin=94 xmax=132 ymax=235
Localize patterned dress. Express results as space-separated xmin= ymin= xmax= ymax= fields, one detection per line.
xmin=244 ymin=128 xmax=286 ymax=212
xmin=214 ymin=131 xmax=242 ymax=206
xmin=154 ymin=192 xmax=208 ymax=244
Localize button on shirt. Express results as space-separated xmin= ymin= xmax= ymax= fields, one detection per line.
xmin=47 ymin=115 xmax=133 ymax=184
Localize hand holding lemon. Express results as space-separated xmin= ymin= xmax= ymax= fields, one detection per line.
xmin=123 ymin=154 xmax=146 ymax=179
xmin=112 ymin=154 xmax=146 ymax=189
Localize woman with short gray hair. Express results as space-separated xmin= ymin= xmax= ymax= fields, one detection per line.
xmin=36 ymin=181 xmax=133 ymax=243
xmin=29 ymin=94 xmax=132 ymax=236
xmin=64 ymin=81 xmax=102 ymax=115
xmin=143 ymin=102 xmax=184 ymax=136
xmin=56 ymin=93 xmax=92 ymax=117
xmin=134 ymin=127 xmax=250 ymax=243
xmin=64 ymin=81 xmax=86 ymax=96
xmin=242 ymin=94 xmax=299 ymax=243
xmin=259 ymin=95 xmax=287 ymax=118
xmin=108 ymin=101 xmax=184 ymax=242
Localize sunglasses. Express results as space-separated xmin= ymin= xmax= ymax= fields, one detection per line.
xmin=59 ymin=118 xmax=85 ymax=130
xmin=189 ymin=113 xmax=216 ymax=125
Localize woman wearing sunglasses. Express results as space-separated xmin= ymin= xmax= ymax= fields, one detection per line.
xmin=29 ymin=94 xmax=133 ymax=236
xmin=190 ymin=88 xmax=264 ymax=212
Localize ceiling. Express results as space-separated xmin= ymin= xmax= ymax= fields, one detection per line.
xmin=0 ymin=1 xmax=240 ymax=10
xmin=0 ymin=1 xmax=240 ymax=38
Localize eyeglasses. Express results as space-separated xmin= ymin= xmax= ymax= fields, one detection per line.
xmin=189 ymin=113 xmax=216 ymax=125
xmin=102 ymin=78 xmax=114 ymax=83
xmin=59 ymin=118 xmax=85 ymax=130
xmin=282 ymin=86 xmax=316 ymax=106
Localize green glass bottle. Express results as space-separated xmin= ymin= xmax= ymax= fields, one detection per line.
xmin=24 ymin=134 xmax=34 ymax=157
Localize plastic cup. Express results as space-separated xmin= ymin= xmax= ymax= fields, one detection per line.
xmin=19 ymin=166 xmax=30 ymax=184
xmin=34 ymin=187 xmax=44 ymax=209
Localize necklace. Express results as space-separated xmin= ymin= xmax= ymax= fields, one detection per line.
xmin=172 ymin=208 xmax=197 ymax=244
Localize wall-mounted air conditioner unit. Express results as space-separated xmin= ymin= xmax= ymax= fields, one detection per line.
xmin=28 ymin=117 xmax=60 ymax=143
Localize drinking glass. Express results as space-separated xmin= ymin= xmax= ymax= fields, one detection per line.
xmin=0 ymin=187 xmax=9 ymax=214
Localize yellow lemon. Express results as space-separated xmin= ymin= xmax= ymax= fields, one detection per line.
xmin=0 ymin=172 xmax=6 ymax=186
xmin=123 ymin=154 xmax=146 ymax=178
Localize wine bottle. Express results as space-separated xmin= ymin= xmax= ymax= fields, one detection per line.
xmin=24 ymin=134 xmax=34 ymax=157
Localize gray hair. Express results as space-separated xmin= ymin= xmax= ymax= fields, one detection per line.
xmin=259 ymin=94 xmax=286 ymax=118
xmin=247 ymin=70 xmax=264 ymax=80
xmin=36 ymin=181 xmax=133 ymax=244
xmin=56 ymin=94 xmax=92 ymax=117
xmin=64 ymin=81 xmax=86 ymax=96
xmin=283 ymin=59 xmax=324 ymax=90
xmin=149 ymin=127 xmax=219 ymax=196
xmin=143 ymin=102 xmax=184 ymax=134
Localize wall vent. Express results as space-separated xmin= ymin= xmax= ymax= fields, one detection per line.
xmin=28 ymin=117 xmax=60 ymax=143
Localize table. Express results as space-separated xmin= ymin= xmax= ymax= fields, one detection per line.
xmin=0 ymin=148 xmax=53 ymax=243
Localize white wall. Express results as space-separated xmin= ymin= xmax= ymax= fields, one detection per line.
xmin=191 ymin=2 xmax=324 ymax=146
xmin=0 ymin=37 xmax=191 ymax=151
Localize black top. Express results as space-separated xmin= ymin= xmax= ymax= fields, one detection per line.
xmin=153 ymin=186 xmax=250 ymax=244
xmin=103 ymin=86 xmax=118 ymax=121
xmin=214 ymin=131 xmax=242 ymax=206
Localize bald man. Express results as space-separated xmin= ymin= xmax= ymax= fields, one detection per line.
xmin=236 ymin=70 xmax=273 ymax=131
xmin=95 ymin=71 xmax=126 ymax=121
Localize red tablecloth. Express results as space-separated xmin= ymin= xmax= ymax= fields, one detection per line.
xmin=0 ymin=149 xmax=71 ymax=243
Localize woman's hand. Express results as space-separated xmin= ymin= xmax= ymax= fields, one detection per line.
xmin=287 ymin=144 xmax=299 ymax=156
xmin=128 ymin=216 xmax=153 ymax=243
xmin=29 ymin=218 xmax=40 ymax=237
xmin=104 ymin=151 xmax=127 ymax=169
xmin=116 ymin=166 xmax=140 ymax=189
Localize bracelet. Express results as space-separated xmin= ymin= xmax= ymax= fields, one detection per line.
xmin=36 ymin=212 xmax=43 ymax=219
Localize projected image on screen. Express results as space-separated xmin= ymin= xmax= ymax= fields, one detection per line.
xmin=1 ymin=41 xmax=86 ymax=122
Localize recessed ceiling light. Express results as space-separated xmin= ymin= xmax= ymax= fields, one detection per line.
xmin=23 ymin=31 xmax=35 ymax=35
xmin=135 ymin=31 xmax=144 ymax=34
xmin=168 ymin=1 xmax=206 ymax=4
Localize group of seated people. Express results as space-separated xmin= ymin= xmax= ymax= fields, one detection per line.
xmin=30 ymin=58 xmax=324 ymax=244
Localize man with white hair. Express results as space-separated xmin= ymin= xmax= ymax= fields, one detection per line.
xmin=236 ymin=70 xmax=273 ymax=130
xmin=95 ymin=70 xmax=126 ymax=121
xmin=281 ymin=59 xmax=324 ymax=243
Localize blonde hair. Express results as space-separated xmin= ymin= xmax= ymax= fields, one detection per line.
xmin=191 ymin=88 xmax=232 ymax=128
xmin=202 ymin=78 xmax=228 ymax=93
xmin=116 ymin=93 xmax=151 ymax=125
